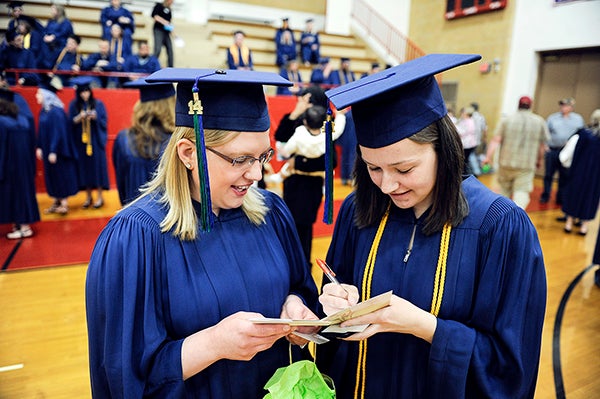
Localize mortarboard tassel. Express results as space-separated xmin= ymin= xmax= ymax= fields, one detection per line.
xmin=322 ymin=100 xmax=334 ymax=224
xmin=191 ymin=78 xmax=214 ymax=232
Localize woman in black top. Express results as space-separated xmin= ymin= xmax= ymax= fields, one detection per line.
xmin=151 ymin=0 xmax=174 ymax=67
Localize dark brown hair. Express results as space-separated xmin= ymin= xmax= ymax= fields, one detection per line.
xmin=353 ymin=114 xmax=468 ymax=235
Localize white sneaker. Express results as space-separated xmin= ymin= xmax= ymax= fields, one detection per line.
xmin=7 ymin=227 xmax=33 ymax=240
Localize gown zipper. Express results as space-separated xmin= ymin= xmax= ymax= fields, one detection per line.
xmin=403 ymin=223 xmax=417 ymax=263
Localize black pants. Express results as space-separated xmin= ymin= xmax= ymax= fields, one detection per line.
xmin=153 ymin=29 xmax=173 ymax=67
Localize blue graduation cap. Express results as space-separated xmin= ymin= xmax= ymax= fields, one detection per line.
xmin=70 ymin=76 xmax=94 ymax=91
xmin=325 ymin=53 xmax=481 ymax=148
xmin=145 ymin=67 xmax=292 ymax=231
xmin=123 ymin=78 xmax=175 ymax=103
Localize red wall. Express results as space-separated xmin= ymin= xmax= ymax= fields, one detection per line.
xmin=14 ymin=88 xmax=335 ymax=193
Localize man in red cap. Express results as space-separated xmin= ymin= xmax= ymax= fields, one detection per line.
xmin=483 ymin=95 xmax=549 ymax=209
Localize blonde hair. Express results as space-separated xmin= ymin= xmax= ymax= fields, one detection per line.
xmin=129 ymin=96 xmax=176 ymax=159
xmin=135 ymin=127 xmax=269 ymax=240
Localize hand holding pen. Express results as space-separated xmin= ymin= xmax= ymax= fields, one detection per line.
xmin=316 ymin=259 xmax=358 ymax=307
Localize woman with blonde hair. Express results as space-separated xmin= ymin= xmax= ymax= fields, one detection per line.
xmin=113 ymin=79 xmax=176 ymax=205
xmin=86 ymin=69 xmax=320 ymax=398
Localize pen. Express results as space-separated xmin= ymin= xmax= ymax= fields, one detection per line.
xmin=316 ymin=259 xmax=347 ymax=293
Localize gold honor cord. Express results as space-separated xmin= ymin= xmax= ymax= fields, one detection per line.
xmin=353 ymin=205 xmax=451 ymax=399
xmin=81 ymin=107 xmax=92 ymax=156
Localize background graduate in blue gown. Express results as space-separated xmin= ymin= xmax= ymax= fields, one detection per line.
xmin=86 ymin=68 xmax=320 ymax=398
xmin=68 ymin=76 xmax=109 ymax=209
xmin=0 ymin=87 xmax=40 ymax=239
xmin=113 ymin=79 xmax=175 ymax=205
xmin=316 ymin=54 xmax=547 ymax=398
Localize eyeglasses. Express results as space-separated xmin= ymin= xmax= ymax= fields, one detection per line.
xmin=206 ymin=147 xmax=274 ymax=169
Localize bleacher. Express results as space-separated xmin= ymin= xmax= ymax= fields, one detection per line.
xmin=1 ymin=2 xmax=382 ymax=79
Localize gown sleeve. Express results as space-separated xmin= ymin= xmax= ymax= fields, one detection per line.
xmin=85 ymin=207 xmax=186 ymax=398
xmin=263 ymin=191 xmax=318 ymax=310
xmin=428 ymin=202 xmax=547 ymax=398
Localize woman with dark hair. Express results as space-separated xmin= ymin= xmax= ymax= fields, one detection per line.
xmin=68 ymin=77 xmax=109 ymax=209
xmin=316 ymin=54 xmax=547 ymax=398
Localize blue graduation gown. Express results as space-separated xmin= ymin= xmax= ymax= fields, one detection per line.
xmin=112 ymin=128 xmax=167 ymax=205
xmin=123 ymin=54 xmax=161 ymax=74
xmin=100 ymin=6 xmax=135 ymax=40
xmin=316 ymin=176 xmax=547 ymax=398
xmin=561 ymin=128 xmax=600 ymax=220
xmin=68 ymin=99 xmax=109 ymax=190
xmin=0 ymin=113 xmax=40 ymax=224
xmin=86 ymin=191 xmax=318 ymax=398
xmin=37 ymin=106 xmax=79 ymax=198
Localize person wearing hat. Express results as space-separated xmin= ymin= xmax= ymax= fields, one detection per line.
xmin=6 ymin=1 xmax=44 ymax=33
xmin=274 ymin=17 xmax=297 ymax=67
xmin=330 ymin=57 xmax=356 ymax=86
xmin=227 ymin=30 xmax=254 ymax=71
xmin=558 ymin=108 xmax=600 ymax=235
xmin=68 ymin=76 xmax=109 ymax=209
xmin=276 ymin=59 xmax=303 ymax=96
xmin=316 ymin=54 xmax=547 ymax=398
xmin=309 ymin=57 xmax=333 ymax=85
xmin=300 ymin=18 xmax=320 ymax=66
xmin=35 ymin=78 xmax=79 ymax=215
xmin=0 ymin=87 xmax=40 ymax=239
xmin=360 ymin=62 xmax=380 ymax=79
xmin=45 ymin=33 xmax=83 ymax=87
xmin=0 ymin=28 xmax=40 ymax=86
xmin=113 ymin=79 xmax=176 ymax=205
xmin=482 ymin=96 xmax=548 ymax=210
xmin=85 ymin=68 xmax=320 ymax=398
xmin=540 ymin=97 xmax=585 ymax=207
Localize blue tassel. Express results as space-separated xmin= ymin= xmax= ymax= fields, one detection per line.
xmin=322 ymin=101 xmax=334 ymax=224
xmin=192 ymin=79 xmax=214 ymax=232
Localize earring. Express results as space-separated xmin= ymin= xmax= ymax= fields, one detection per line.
xmin=185 ymin=162 xmax=192 ymax=169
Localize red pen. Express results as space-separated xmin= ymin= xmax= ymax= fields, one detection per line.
xmin=316 ymin=258 xmax=343 ymax=287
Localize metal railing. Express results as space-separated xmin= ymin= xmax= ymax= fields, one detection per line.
xmin=351 ymin=0 xmax=425 ymax=63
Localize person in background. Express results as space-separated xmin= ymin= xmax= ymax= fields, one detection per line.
xmin=309 ymin=57 xmax=333 ymax=86
xmin=330 ymin=57 xmax=356 ymax=86
xmin=100 ymin=0 xmax=135 ymax=41
xmin=0 ymin=29 xmax=39 ymax=86
xmin=68 ymin=77 xmax=109 ymax=209
xmin=455 ymin=105 xmax=477 ymax=175
xmin=81 ymin=39 xmax=117 ymax=88
xmin=35 ymin=78 xmax=79 ymax=215
xmin=300 ymin=18 xmax=319 ymax=66
xmin=483 ymin=96 xmax=548 ymax=210
xmin=278 ymin=105 xmax=346 ymax=264
xmin=0 ymin=87 xmax=39 ymax=239
xmin=113 ymin=79 xmax=175 ymax=205
xmin=106 ymin=23 xmax=132 ymax=85
xmin=558 ymin=108 xmax=600 ymax=235
xmin=123 ymin=40 xmax=161 ymax=76
xmin=41 ymin=3 xmax=73 ymax=53
xmin=152 ymin=0 xmax=174 ymax=67
xmin=274 ymin=17 xmax=296 ymax=67
xmin=335 ymin=108 xmax=357 ymax=186
xmin=469 ymin=101 xmax=488 ymax=175
xmin=6 ymin=1 xmax=44 ymax=33
xmin=86 ymin=68 xmax=319 ymax=398
xmin=276 ymin=59 xmax=302 ymax=96
xmin=317 ymin=54 xmax=546 ymax=398
xmin=360 ymin=62 xmax=380 ymax=78
xmin=227 ymin=30 xmax=253 ymax=71
xmin=47 ymin=33 xmax=82 ymax=87
xmin=540 ymin=97 xmax=585 ymax=207
xmin=15 ymin=19 xmax=42 ymax=59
